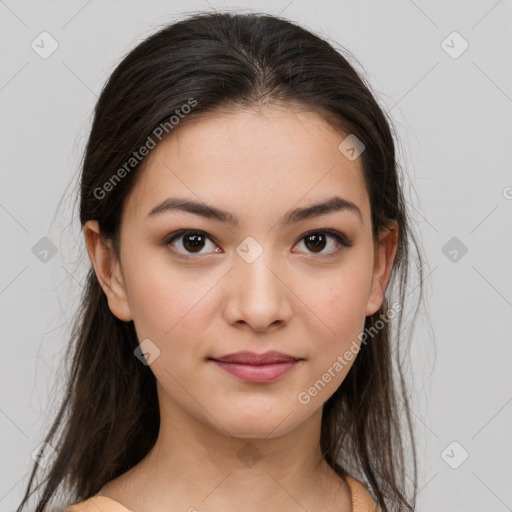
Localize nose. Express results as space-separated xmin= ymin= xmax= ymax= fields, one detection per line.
xmin=222 ymin=251 xmax=293 ymax=333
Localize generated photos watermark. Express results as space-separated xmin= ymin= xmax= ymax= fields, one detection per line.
xmin=297 ymin=301 xmax=402 ymax=405
xmin=93 ymin=97 xmax=198 ymax=200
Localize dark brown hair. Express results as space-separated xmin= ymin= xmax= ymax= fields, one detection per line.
xmin=17 ymin=10 xmax=425 ymax=511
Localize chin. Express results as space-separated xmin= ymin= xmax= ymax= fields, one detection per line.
xmin=210 ymin=409 xmax=301 ymax=440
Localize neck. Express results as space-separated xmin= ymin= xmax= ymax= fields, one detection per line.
xmin=109 ymin=392 xmax=351 ymax=512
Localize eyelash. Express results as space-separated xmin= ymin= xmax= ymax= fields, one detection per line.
xmin=164 ymin=228 xmax=353 ymax=259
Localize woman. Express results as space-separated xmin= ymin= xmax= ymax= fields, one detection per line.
xmin=17 ymin=10 xmax=424 ymax=512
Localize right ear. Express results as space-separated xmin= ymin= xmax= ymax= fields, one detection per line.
xmin=83 ymin=220 xmax=133 ymax=322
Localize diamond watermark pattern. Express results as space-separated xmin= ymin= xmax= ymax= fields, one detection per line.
xmin=31 ymin=441 xmax=58 ymax=469
xmin=32 ymin=236 xmax=58 ymax=263
xmin=31 ymin=31 xmax=59 ymax=59
xmin=134 ymin=338 xmax=161 ymax=365
xmin=236 ymin=236 xmax=263 ymax=264
xmin=441 ymin=441 xmax=469 ymax=469
xmin=237 ymin=442 xmax=263 ymax=468
xmin=441 ymin=236 xmax=468 ymax=263
xmin=338 ymin=134 xmax=365 ymax=161
xmin=441 ymin=31 xmax=469 ymax=59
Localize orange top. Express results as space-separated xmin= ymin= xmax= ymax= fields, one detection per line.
xmin=65 ymin=474 xmax=377 ymax=512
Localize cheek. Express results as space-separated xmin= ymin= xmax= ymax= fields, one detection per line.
xmin=125 ymin=253 xmax=219 ymax=351
xmin=302 ymin=257 xmax=374 ymax=383
xmin=329 ymin=276 xmax=369 ymax=329
xmin=311 ymin=260 xmax=372 ymax=334
xmin=295 ymin=270 xmax=372 ymax=406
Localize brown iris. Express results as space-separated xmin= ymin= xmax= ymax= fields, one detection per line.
xmin=303 ymin=233 xmax=327 ymax=253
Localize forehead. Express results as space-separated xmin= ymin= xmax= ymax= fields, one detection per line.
xmin=123 ymin=106 xmax=370 ymax=226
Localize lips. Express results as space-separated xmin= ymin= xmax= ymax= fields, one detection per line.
xmin=209 ymin=351 xmax=302 ymax=383
xmin=211 ymin=350 xmax=300 ymax=365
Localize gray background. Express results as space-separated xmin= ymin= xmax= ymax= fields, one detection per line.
xmin=1 ymin=0 xmax=511 ymax=510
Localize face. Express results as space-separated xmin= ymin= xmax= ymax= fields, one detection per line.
xmin=85 ymin=105 xmax=397 ymax=439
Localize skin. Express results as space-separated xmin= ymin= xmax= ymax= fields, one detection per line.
xmin=84 ymin=105 xmax=398 ymax=512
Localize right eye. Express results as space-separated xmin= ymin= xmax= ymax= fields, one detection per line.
xmin=165 ymin=230 xmax=223 ymax=258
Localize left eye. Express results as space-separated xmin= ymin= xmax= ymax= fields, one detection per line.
xmin=165 ymin=229 xmax=352 ymax=257
xmin=293 ymin=229 xmax=353 ymax=255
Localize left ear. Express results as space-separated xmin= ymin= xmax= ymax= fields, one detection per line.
xmin=365 ymin=221 xmax=399 ymax=316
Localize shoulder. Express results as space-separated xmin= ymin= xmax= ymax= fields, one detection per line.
xmin=343 ymin=474 xmax=378 ymax=512
xmin=66 ymin=475 xmax=376 ymax=512
xmin=65 ymin=495 xmax=132 ymax=512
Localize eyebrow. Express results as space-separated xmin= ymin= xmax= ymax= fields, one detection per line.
xmin=147 ymin=195 xmax=363 ymax=226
